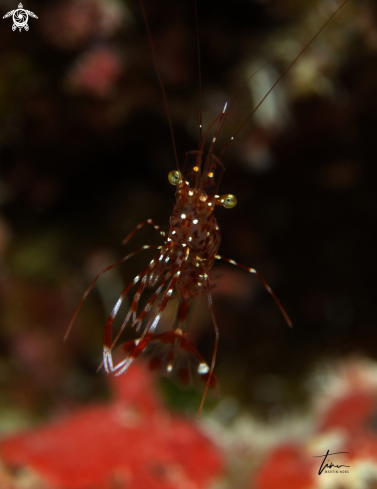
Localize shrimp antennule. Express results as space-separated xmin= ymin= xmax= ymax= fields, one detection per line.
xmin=218 ymin=0 xmax=349 ymax=158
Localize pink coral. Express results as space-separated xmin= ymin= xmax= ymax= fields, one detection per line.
xmin=41 ymin=0 xmax=127 ymax=50
xmin=0 ymin=364 xmax=223 ymax=489
xmin=67 ymin=47 xmax=123 ymax=97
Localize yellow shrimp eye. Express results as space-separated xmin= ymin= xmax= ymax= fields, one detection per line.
xmin=168 ymin=170 xmax=181 ymax=186
xmin=221 ymin=194 xmax=237 ymax=209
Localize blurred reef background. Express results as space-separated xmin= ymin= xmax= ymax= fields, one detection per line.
xmin=0 ymin=0 xmax=377 ymax=487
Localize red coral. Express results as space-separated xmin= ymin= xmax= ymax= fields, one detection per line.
xmin=253 ymin=444 xmax=315 ymax=489
xmin=319 ymin=390 xmax=376 ymax=435
xmin=0 ymin=364 xmax=223 ymax=489
xmin=250 ymin=361 xmax=377 ymax=488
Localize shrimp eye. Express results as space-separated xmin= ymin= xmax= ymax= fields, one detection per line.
xmin=220 ymin=194 xmax=237 ymax=209
xmin=168 ymin=170 xmax=181 ymax=185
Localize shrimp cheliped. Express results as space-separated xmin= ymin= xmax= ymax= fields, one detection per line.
xmin=66 ymin=0 xmax=348 ymax=419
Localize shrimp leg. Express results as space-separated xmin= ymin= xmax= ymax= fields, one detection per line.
xmin=122 ymin=219 xmax=167 ymax=245
xmin=65 ymin=245 xmax=161 ymax=340
xmin=104 ymin=248 xmax=190 ymax=376
xmin=215 ymin=254 xmax=292 ymax=327
xmin=194 ymin=275 xmax=220 ymax=421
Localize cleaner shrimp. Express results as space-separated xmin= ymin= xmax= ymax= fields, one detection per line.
xmin=65 ymin=0 xmax=348 ymax=419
